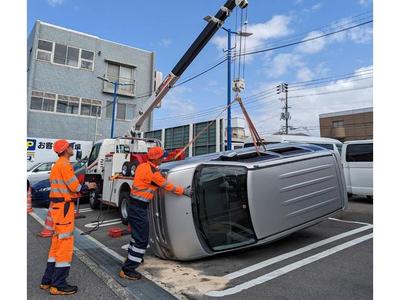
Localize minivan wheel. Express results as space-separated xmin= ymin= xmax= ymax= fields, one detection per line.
xmin=89 ymin=190 xmax=100 ymax=209
xmin=119 ymin=191 xmax=129 ymax=225
xmin=122 ymin=162 xmax=131 ymax=177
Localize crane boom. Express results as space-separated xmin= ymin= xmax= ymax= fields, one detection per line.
xmin=130 ymin=0 xmax=248 ymax=136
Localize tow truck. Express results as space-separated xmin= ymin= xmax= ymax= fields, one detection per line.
xmin=85 ymin=0 xmax=249 ymax=224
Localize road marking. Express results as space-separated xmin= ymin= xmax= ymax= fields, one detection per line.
xmin=225 ymin=224 xmax=372 ymax=280
xmin=328 ymin=217 xmax=372 ymax=226
xmin=207 ymin=233 xmax=373 ymax=297
xmin=84 ymin=218 xmax=122 ymax=228
xmin=77 ymin=208 xmax=93 ymax=213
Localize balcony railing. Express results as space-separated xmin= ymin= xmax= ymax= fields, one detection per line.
xmin=103 ymin=75 xmax=136 ymax=97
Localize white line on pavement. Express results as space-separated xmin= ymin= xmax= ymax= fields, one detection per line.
xmin=225 ymin=224 xmax=372 ymax=280
xmin=84 ymin=218 xmax=121 ymax=228
xmin=207 ymin=233 xmax=373 ymax=297
xmin=328 ymin=217 xmax=372 ymax=226
xmin=77 ymin=208 xmax=93 ymax=213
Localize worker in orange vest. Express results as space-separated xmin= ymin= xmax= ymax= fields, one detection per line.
xmin=119 ymin=146 xmax=191 ymax=280
xmin=40 ymin=139 xmax=96 ymax=295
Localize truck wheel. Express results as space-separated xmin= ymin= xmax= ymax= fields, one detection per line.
xmin=122 ymin=162 xmax=131 ymax=177
xmin=119 ymin=191 xmax=129 ymax=225
xmin=89 ymin=190 xmax=100 ymax=209
xmin=130 ymin=161 xmax=139 ymax=177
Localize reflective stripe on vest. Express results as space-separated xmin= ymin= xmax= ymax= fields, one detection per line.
xmin=55 ymin=262 xmax=71 ymax=267
xmin=58 ymin=232 xmax=73 ymax=239
xmin=130 ymin=195 xmax=150 ymax=203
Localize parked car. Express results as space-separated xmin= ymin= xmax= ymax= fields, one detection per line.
xmin=341 ymin=140 xmax=373 ymax=199
xmin=244 ymin=135 xmax=343 ymax=155
xmin=148 ymin=143 xmax=347 ymax=261
xmin=27 ymin=162 xmax=54 ymax=186
xmin=31 ymin=160 xmax=88 ymax=207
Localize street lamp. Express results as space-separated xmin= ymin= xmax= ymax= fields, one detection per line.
xmin=221 ymin=27 xmax=252 ymax=151
xmin=97 ymin=75 xmax=134 ymax=138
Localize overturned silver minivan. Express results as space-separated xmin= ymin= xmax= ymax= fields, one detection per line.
xmin=149 ymin=143 xmax=347 ymax=261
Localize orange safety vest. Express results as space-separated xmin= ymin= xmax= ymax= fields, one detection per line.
xmin=130 ymin=161 xmax=184 ymax=203
xmin=49 ymin=157 xmax=81 ymax=202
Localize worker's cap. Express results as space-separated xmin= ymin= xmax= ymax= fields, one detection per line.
xmin=54 ymin=139 xmax=71 ymax=154
xmin=148 ymin=146 xmax=164 ymax=160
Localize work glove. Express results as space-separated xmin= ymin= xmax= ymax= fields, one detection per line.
xmin=183 ymin=186 xmax=192 ymax=197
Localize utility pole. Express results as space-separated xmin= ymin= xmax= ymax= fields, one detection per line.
xmin=97 ymin=76 xmax=134 ymax=138
xmin=277 ymin=82 xmax=290 ymax=134
xmin=221 ymin=27 xmax=253 ymax=150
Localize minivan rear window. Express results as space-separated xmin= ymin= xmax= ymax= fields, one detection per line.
xmin=346 ymin=143 xmax=373 ymax=162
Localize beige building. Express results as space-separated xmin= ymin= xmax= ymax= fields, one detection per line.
xmin=319 ymin=107 xmax=373 ymax=142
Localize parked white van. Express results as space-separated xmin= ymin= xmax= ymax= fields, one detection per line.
xmin=341 ymin=140 xmax=373 ymax=198
xmin=244 ymin=135 xmax=343 ymax=155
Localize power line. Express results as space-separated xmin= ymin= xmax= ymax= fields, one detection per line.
xmin=239 ymin=11 xmax=372 ymax=54
xmin=155 ymin=72 xmax=373 ymax=124
xmin=170 ymin=17 xmax=372 ymax=88
xmin=233 ymin=20 xmax=373 ymax=58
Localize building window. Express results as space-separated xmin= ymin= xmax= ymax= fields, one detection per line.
xmin=56 ymin=94 xmax=79 ymax=114
xmin=30 ymin=91 xmax=56 ymax=112
xmin=36 ymin=40 xmax=53 ymax=61
xmin=53 ymin=43 xmax=68 ymax=65
xmin=81 ymin=99 xmax=101 ymax=117
xmin=332 ymin=120 xmax=344 ymax=128
xmin=104 ymin=62 xmax=135 ymax=96
xmin=36 ymin=39 xmax=94 ymax=71
xmin=106 ymin=101 xmax=136 ymax=120
xmin=117 ymin=103 xmax=126 ymax=120
xmin=80 ymin=50 xmax=94 ymax=70
xmin=67 ymin=46 xmax=79 ymax=67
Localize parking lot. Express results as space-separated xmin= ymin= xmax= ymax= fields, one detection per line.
xmin=31 ymin=196 xmax=372 ymax=299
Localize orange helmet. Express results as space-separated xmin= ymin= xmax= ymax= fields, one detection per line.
xmin=54 ymin=139 xmax=70 ymax=154
xmin=148 ymin=146 xmax=164 ymax=160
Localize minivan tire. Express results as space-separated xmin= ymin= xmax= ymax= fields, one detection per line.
xmin=119 ymin=191 xmax=130 ymax=225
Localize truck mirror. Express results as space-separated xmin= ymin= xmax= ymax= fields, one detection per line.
xmin=76 ymin=149 xmax=82 ymax=161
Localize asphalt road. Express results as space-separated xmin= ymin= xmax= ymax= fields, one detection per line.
xmin=74 ymin=196 xmax=372 ymax=299
xmin=29 ymin=196 xmax=372 ymax=299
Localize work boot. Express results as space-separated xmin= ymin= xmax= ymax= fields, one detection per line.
xmin=49 ymin=284 xmax=78 ymax=295
xmin=39 ymin=284 xmax=51 ymax=290
xmin=119 ymin=269 xmax=142 ymax=281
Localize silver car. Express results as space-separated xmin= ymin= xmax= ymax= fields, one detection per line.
xmin=149 ymin=143 xmax=347 ymax=261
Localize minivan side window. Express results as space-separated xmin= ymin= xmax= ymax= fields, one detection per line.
xmin=346 ymin=143 xmax=373 ymax=162
xmin=88 ymin=143 xmax=102 ymax=166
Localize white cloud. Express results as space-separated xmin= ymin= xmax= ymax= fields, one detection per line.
xmin=158 ymin=86 xmax=196 ymax=121
xmin=297 ymin=67 xmax=314 ymax=81
xmin=251 ymin=66 xmax=373 ymax=136
xmin=359 ymin=0 xmax=371 ymax=5
xmin=296 ymin=31 xmax=327 ymax=54
xmin=160 ymin=38 xmax=172 ymax=47
xmin=212 ymin=15 xmax=293 ymax=60
xmin=265 ymin=53 xmax=304 ymax=78
xmin=47 ymin=0 xmax=64 ymax=7
xmin=311 ymin=3 xmax=323 ymax=11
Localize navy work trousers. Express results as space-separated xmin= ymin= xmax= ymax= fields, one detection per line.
xmin=122 ymin=197 xmax=149 ymax=273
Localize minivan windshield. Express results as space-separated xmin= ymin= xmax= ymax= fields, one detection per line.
xmin=195 ymin=165 xmax=256 ymax=251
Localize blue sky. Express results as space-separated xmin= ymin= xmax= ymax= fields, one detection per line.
xmin=28 ymin=0 xmax=373 ymax=135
